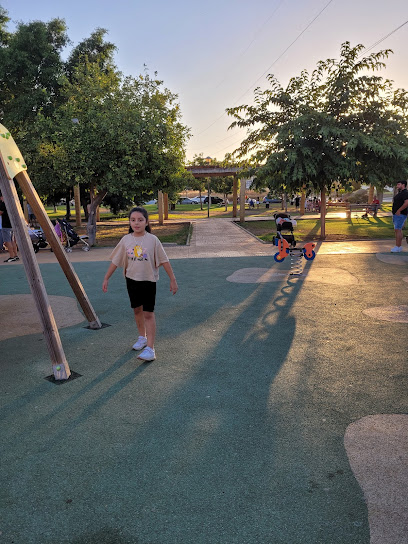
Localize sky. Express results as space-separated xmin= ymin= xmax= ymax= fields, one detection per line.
xmin=2 ymin=0 xmax=408 ymax=162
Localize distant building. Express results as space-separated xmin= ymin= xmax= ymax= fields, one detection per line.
xmin=204 ymin=156 xmax=212 ymax=164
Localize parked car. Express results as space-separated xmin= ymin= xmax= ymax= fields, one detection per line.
xmin=263 ymin=197 xmax=282 ymax=203
xmin=180 ymin=198 xmax=197 ymax=204
xmin=190 ymin=196 xmax=206 ymax=204
xmin=144 ymin=199 xmax=157 ymax=205
xmin=204 ymin=196 xmax=223 ymax=204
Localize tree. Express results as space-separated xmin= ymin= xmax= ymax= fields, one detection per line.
xmin=0 ymin=9 xmax=190 ymax=243
xmin=0 ymin=16 xmax=69 ymax=128
xmin=227 ymin=42 xmax=408 ymax=238
xmin=33 ymin=63 xmax=189 ymax=244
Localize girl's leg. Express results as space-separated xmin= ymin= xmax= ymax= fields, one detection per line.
xmin=133 ymin=306 xmax=146 ymax=337
xmin=143 ymin=311 xmax=156 ymax=348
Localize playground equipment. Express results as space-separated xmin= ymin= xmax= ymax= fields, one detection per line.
xmin=0 ymin=123 xmax=102 ymax=382
xmin=272 ymin=213 xmax=316 ymax=274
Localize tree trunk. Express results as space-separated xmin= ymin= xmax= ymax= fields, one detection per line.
xmin=377 ymin=188 xmax=384 ymax=204
xmin=320 ymin=188 xmax=326 ymax=240
xmin=82 ymin=200 xmax=89 ymax=221
xmin=158 ymin=190 xmax=164 ymax=225
xmin=74 ymin=184 xmax=81 ymax=227
xmin=368 ymin=184 xmax=375 ymax=203
xmin=164 ymin=193 xmax=169 ymax=220
xmin=87 ymin=187 xmax=107 ymax=246
xmin=65 ymin=189 xmax=71 ymax=220
xmin=300 ymin=186 xmax=306 ymax=214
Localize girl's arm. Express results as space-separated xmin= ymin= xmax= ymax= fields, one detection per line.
xmin=102 ymin=263 xmax=118 ymax=292
xmin=161 ymin=261 xmax=178 ymax=295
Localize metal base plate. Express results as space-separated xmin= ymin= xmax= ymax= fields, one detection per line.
xmin=44 ymin=370 xmax=82 ymax=385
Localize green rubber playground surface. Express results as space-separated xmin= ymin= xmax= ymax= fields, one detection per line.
xmin=1 ymin=254 xmax=407 ymax=543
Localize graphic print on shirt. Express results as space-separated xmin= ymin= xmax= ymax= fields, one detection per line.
xmin=126 ymin=244 xmax=148 ymax=261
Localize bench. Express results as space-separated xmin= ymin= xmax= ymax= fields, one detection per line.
xmin=349 ymin=203 xmax=382 ymax=218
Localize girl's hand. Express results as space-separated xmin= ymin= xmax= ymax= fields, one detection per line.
xmin=102 ymin=279 xmax=109 ymax=292
xmin=170 ymin=278 xmax=178 ymax=295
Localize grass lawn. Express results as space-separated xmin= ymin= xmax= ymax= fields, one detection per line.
xmin=42 ymin=203 xmax=396 ymax=246
xmin=240 ymin=215 xmax=396 ymax=242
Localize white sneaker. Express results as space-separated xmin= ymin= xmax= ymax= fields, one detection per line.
xmin=132 ymin=336 xmax=147 ymax=350
xmin=391 ymin=246 xmax=402 ymax=253
xmin=137 ymin=346 xmax=156 ymax=362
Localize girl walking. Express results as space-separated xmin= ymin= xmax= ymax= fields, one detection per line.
xmin=102 ymin=206 xmax=178 ymax=361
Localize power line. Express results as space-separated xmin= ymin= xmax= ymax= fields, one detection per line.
xmin=213 ymin=0 xmax=287 ymax=91
xmin=358 ymin=19 xmax=408 ymax=57
xmin=191 ymin=11 xmax=408 ymax=159
xmin=234 ymin=0 xmax=335 ymax=104
xmin=194 ymin=0 xmax=335 ymax=138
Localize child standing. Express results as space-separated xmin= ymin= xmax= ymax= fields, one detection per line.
xmin=102 ymin=207 xmax=178 ymax=361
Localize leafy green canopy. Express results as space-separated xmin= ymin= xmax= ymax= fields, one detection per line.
xmin=227 ymin=42 xmax=408 ymax=194
xmin=0 ymin=9 xmax=190 ymax=207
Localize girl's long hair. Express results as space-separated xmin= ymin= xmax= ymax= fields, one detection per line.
xmin=128 ymin=206 xmax=151 ymax=233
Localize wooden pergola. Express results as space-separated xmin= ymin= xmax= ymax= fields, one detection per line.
xmin=186 ymin=165 xmax=251 ymax=221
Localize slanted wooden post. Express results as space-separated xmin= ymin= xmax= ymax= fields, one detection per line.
xmin=0 ymin=163 xmax=71 ymax=380
xmin=15 ymin=171 xmax=102 ymax=329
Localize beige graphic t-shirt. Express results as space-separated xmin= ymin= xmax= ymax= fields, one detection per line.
xmin=110 ymin=232 xmax=169 ymax=282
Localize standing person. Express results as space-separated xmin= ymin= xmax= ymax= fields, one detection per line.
xmin=295 ymin=195 xmax=300 ymax=210
xmin=0 ymin=192 xmax=19 ymax=262
xmin=391 ymin=181 xmax=408 ymax=252
xmin=102 ymin=206 xmax=178 ymax=361
xmin=27 ymin=202 xmax=36 ymax=226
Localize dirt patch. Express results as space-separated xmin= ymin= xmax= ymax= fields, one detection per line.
xmin=76 ymin=222 xmax=191 ymax=247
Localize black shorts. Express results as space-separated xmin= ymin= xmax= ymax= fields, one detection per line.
xmin=126 ymin=278 xmax=156 ymax=312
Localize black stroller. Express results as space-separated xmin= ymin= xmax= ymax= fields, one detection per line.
xmin=57 ymin=218 xmax=90 ymax=252
xmin=272 ymin=212 xmax=296 ymax=248
xmin=28 ymin=225 xmax=48 ymax=253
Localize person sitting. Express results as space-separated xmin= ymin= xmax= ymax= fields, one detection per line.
xmin=362 ymin=197 xmax=380 ymax=218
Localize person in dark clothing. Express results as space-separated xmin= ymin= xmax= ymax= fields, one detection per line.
xmin=391 ymin=180 xmax=408 ymax=252
xmin=0 ymin=192 xmax=19 ymax=262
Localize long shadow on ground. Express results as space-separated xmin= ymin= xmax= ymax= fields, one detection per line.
xmin=3 ymin=254 xmax=406 ymax=543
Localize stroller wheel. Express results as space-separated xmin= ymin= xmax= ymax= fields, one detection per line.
xmin=33 ymin=244 xmax=39 ymax=253
xmin=65 ymin=247 xmax=73 ymax=253
xmin=82 ymin=246 xmax=90 ymax=252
